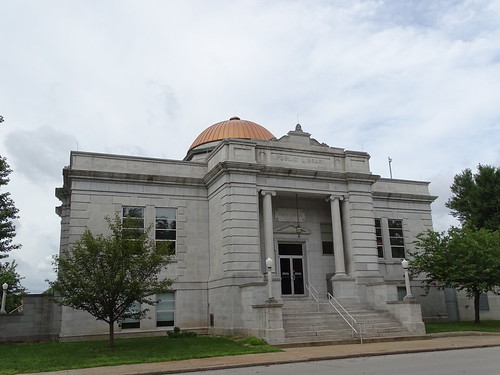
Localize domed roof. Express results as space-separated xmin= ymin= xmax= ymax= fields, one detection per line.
xmin=189 ymin=116 xmax=275 ymax=151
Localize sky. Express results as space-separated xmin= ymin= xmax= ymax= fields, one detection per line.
xmin=1 ymin=0 xmax=499 ymax=293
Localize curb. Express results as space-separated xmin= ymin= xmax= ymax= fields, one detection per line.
xmin=123 ymin=343 xmax=500 ymax=375
xmin=105 ymin=334 xmax=500 ymax=375
xmin=26 ymin=333 xmax=500 ymax=375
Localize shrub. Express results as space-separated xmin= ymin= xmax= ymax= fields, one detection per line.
xmin=247 ymin=337 xmax=266 ymax=346
xmin=167 ymin=327 xmax=197 ymax=338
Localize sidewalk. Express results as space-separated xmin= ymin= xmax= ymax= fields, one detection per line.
xmin=28 ymin=333 xmax=500 ymax=375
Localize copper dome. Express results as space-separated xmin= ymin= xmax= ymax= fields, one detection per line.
xmin=189 ymin=117 xmax=275 ymax=150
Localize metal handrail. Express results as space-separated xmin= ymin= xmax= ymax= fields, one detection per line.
xmin=8 ymin=303 xmax=23 ymax=314
xmin=305 ymin=283 xmax=319 ymax=302
xmin=327 ymin=292 xmax=365 ymax=343
xmin=306 ymin=283 xmax=364 ymax=343
xmin=305 ymin=283 xmax=320 ymax=311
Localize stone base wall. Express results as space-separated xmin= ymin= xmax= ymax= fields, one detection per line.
xmin=0 ymin=294 xmax=61 ymax=342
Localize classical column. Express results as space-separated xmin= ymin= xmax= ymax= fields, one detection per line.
xmin=340 ymin=196 xmax=353 ymax=274
xmin=261 ymin=190 xmax=276 ymax=271
xmin=328 ymin=195 xmax=346 ymax=277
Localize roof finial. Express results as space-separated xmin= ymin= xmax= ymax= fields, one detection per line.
xmin=295 ymin=113 xmax=303 ymax=132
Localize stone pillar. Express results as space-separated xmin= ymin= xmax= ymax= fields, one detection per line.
xmin=261 ymin=190 xmax=276 ymax=271
xmin=252 ymin=301 xmax=285 ymax=345
xmin=328 ymin=195 xmax=346 ymax=277
xmin=340 ymin=197 xmax=353 ymax=274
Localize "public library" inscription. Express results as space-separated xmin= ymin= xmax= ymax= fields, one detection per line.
xmin=271 ymin=153 xmax=327 ymax=165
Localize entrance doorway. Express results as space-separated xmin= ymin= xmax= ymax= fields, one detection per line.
xmin=278 ymin=243 xmax=305 ymax=296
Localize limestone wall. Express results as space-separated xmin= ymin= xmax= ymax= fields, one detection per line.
xmin=57 ymin=152 xmax=210 ymax=338
xmin=0 ymin=295 xmax=61 ymax=342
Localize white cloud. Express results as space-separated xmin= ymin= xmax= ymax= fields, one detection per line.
xmin=1 ymin=0 xmax=499 ymax=292
xmin=6 ymin=127 xmax=76 ymax=183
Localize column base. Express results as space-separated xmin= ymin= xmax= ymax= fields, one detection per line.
xmin=332 ymin=272 xmax=349 ymax=280
xmin=330 ymin=276 xmax=357 ymax=303
xmin=403 ymin=295 xmax=417 ymax=302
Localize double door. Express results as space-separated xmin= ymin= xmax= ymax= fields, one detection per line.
xmin=278 ymin=243 xmax=305 ymax=295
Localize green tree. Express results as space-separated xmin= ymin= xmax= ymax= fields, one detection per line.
xmin=0 ymin=260 xmax=26 ymax=313
xmin=0 ymin=116 xmax=21 ymax=258
xmin=410 ymin=227 xmax=500 ymax=323
xmin=446 ymin=164 xmax=500 ymax=230
xmin=48 ymin=215 xmax=173 ymax=347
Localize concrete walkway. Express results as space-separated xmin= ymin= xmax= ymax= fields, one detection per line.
xmin=26 ymin=333 xmax=500 ymax=375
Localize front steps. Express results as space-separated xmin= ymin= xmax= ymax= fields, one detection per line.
xmin=280 ymin=298 xmax=418 ymax=346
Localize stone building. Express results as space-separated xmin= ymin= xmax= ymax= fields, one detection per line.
xmin=55 ymin=117 xmax=440 ymax=343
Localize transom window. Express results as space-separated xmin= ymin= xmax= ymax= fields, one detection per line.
xmin=156 ymin=208 xmax=176 ymax=255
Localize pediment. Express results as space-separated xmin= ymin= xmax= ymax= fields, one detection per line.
xmin=274 ymin=224 xmax=311 ymax=236
xmin=273 ymin=124 xmax=331 ymax=149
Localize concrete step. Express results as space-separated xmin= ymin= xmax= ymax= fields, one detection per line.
xmin=285 ymin=328 xmax=353 ymax=338
xmin=281 ymin=298 xmax=414 ymax=344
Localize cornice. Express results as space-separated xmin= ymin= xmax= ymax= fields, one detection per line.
xmin=372 ymin=191 xmax=438 ymax=203
xmin=203 ymin=161 xmax=264 ymax=186
xmin=346 ymin=172 xmax=381 ymax=185
xmin=257 ymin=165 xmax=348 ymax=181
xmin=65 ymin=169 xmax=206 ymax=187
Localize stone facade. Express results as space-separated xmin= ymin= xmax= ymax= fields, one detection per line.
xmin=55 ymin=123 xmax=440 ymax=342
xmin=0 ymin=295 xmax=61 ymax=342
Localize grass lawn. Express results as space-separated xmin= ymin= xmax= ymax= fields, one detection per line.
xmin=0 ymin=336 xmax=281 ymax=375
xmin=425 ymin=320 xmax=500 ymax=334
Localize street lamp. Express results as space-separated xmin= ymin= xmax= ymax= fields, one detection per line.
xmin=1 ymin=283 xmax=8 ymax=314
xmin=266 ymin=258 xmax=275 ymax=302
xmin=401 ymin=259 xmax=414 ymax=301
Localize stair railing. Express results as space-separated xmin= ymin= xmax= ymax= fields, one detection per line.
xmin=8 ymin=303 xmax=23 ymax=314
xmin=306 ymin=283 xmax=365 ymax=343
xmin=305 ymin=283 xmax=320 ymax=311
xmin=327 ymin=292 xmax=365 ymax=344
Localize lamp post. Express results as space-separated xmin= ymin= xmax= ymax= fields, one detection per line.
xmin=401 ymin=259 xmax=414 ymax=301
xmin=1 ymin=283 xmax=8 ymax=314
xmin=266 ymin=258 xmax=275 ymax=302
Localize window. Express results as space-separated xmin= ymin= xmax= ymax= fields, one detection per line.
xmin=122 ymin=206 xmax=144 ymax=238
xmin=397 ymin=286 xmax=407 ymax=301
xmin=320 ymin=223 xmax=333 ymax=255
xmin=479 ymin=293 xmax=490 ymax=311
xmin=121 ymin=301 xmax=141 ymax=329
xmin=155 ymin=208 xmax=176 ymax=255
xmin=388 ymin=219 xmax=405 ymax=259
xmin=156 ymin=292 xmax=175 ymax=327
xmin=375 ymin=218 xmax=384 ymax=258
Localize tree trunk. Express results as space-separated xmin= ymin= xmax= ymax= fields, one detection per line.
xmin=109 ymin=320 xmax=115 ymax=348
xmin=473 ymin=290 xmax=481 ymax=324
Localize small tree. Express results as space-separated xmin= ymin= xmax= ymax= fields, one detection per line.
xmin=446 ymin=164 xmax=500 ymax=231
xmin=0 ymin=116 xmax=21 ymax=258
xmin=48 ymin=215 xmax=173 ymax=347
xmin=0 ymin=260 xmax=26 ymax=313
xmin=410 ymin=227 xmax=500 ymax=323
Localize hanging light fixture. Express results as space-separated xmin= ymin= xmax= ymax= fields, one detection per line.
xmin=295 ymin=194 xmax=302 ymax=237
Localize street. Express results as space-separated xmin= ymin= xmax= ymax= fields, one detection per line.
xmin=183 ymin=347 xmax=499 ymax=375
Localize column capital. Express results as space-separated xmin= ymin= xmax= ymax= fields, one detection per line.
xmin=261 ymin=190 xmax=276 ymax=197
xmin=327 ymin=194 xmax=344 ymax=202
